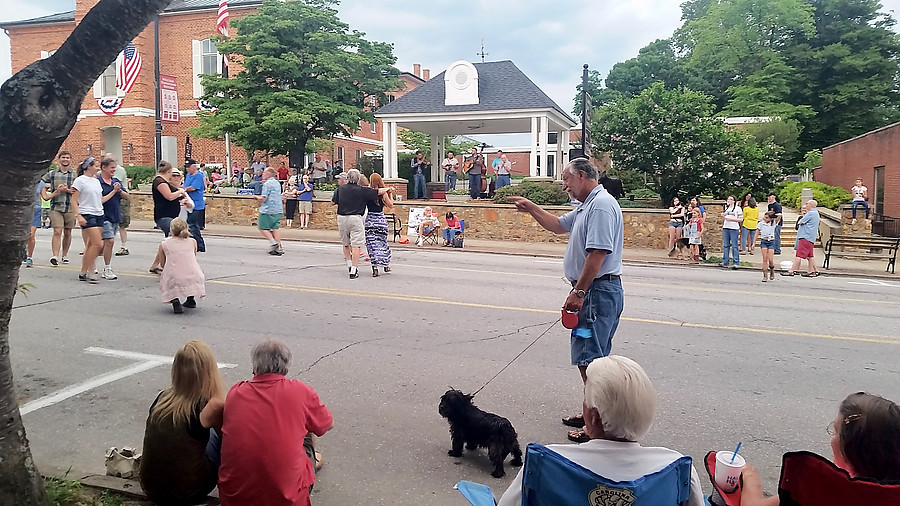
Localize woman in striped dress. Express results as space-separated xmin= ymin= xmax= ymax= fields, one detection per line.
xmin=365 ymin=173 xmax=394 ymax=277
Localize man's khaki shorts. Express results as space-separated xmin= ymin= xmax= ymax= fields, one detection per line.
xmin=49 ymin=210 xmax=76 ymax=229
xmin=119 ymin=199 xmax=131 ymax=228
xmin=337 ymin=214 xmax=365 ymax=247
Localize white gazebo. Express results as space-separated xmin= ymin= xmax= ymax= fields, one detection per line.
xmin=376 ymin=60 xmax=577 ymax=181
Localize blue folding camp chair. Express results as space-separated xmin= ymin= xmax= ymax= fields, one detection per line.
xmin=457 ymin=442 xmax=693 ymax=506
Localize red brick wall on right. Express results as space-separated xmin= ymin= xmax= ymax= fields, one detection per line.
xmin=819 ymin=122 xmax=900 ymax=217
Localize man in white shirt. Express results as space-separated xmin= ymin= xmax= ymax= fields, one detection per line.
xmin=497 ymin=356 xmax=704 ymax=506
xmin=441 ymin=151 xmax=459 ymax=191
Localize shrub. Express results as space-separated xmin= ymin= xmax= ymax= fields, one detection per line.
xmin=317 ymin=183 xmax=338 ymax=192
xmin=447 ymin=188 xmax=468 ymax=195
xmin=493 ymin=181 xmax=570 ymax=205
xmin=123 ymin=165 xmax=156 ymax=188
xmin=778 ymin=181 xmax=851 ymax=210
xmin=628 ymin=187 xmax=660 ymax=199
xmin=617 ymin=199 xmax=655 ymax=208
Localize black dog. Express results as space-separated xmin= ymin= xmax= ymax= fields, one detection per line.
xmin=438 ymin=389 xmax=523 ymax=478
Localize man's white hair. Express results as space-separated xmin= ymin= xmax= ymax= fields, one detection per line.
xmin=584 ymin=355 xmax=656 ymax=441
xmin=347 ymin=169 xmax=361 ymax=184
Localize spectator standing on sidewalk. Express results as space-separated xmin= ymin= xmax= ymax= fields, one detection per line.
xmin=508 ymin=158 xmax=624 ymax=444
xmin=98 ymin=157 xmax=129 ymax=280
xmin=783 ymin=199 xmax=821 ymax=277
xmin=721 ymin=195 xmax=743 ymax=269
xmin=767 ymin=193 xmax=783 ymax=255
xmin=740 ymin=194 xmax=760 ymax=255
xmin=184 ymin=159 xmax=207 ymax=253
xmin=254 ymin=168 xmax=284 ymax=256
xmin=666 ymin=197 xmax=686 ymax=258
xmin=112 ymin=157 xmax=131 ymax=256
xmin=41 ymin=150 xmax=77 ymax=266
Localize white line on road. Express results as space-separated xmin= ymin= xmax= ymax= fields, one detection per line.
xmin=20 ymin=361 xmax=163 ymax=415
xmin=84 ymin=347 xmax=238 ymax=368
xmin=847 ymin=279 xmax=900 ymax=288
xmin=20 ymin=348 xmax=238 ymax=416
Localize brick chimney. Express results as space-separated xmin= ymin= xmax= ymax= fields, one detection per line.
xmin=75 ymin=0 xmax=102 ymax=25
xmin=413 ymin=63 xmax=421 ymax=78
xmin=423 ymin=69 xmax=430 ymax=80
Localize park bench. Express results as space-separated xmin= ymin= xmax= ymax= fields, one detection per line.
xmin=823 ymin=235 xmax=900 ymax=273
xmin=386 ymin=212 xmax=402 ymax=242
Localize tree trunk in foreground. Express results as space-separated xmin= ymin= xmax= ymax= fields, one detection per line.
xmin=0 ymin=1 xmax=173 ymax=503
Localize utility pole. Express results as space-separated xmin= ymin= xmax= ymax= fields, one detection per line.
xmin=154 ymin=16 xmax=162 ymax=166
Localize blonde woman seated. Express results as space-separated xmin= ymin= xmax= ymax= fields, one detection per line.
xmin=416 ymin=207 xmax=442 ymax=247
xmin=140 ymin=340 xmax=225 ymax=505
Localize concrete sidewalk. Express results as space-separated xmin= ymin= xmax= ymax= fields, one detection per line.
xmin=129 ymin=220 xmax=898 ymax=279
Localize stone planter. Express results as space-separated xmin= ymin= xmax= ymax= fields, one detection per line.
xmin=316 ymin=190 xmax=334 ymax=200
xmin=218 ymin=186 xmax=237 ymax=195
xmin=446 ymin=194 xmax=470 ymax=204
xmin=137 ymin=183 xmax=153 ymax=192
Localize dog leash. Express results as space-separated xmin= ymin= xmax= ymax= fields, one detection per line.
xmin=472 ymin=317 xmax=562 ymax=396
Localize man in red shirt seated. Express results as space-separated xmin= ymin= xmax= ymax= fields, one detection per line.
xmin=217 ymin=340 xmax=334 ymax=506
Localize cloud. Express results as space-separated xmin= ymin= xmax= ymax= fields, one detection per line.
xmin=5 ymin=0 xmax=900 ymax=123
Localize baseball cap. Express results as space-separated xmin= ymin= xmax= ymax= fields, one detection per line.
xmin=185 ymin=158 xmax=197 ymax=167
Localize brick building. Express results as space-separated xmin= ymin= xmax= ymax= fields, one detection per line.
xmin=818 ymin=121 xmax=900 ymax=218
xmin=1 ymin=0 xmax=428 ymax=171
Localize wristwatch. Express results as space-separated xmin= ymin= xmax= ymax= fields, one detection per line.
xmin=571 ymin=289 xmax=586 ymax=298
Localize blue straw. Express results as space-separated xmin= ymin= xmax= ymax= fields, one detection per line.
xmin=731 ymin=442 xmax=742 ymax=463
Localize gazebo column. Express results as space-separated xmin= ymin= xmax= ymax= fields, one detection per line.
xmin=529 ymin=116 xmax=538 ymax=177
xmin=540 ymin=115 xmax=549 ymax=177
xmin=430 ymin=135 xmax=440 ymax=182
xmin=383 ymin=121 xmax=407 ymax=199
xmin=556 ymin=130 xmax=565 ymax=179
xmin=561 ymin=129 xmax=571 ymax=179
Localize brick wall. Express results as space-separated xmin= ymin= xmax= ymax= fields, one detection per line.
xmin=127 ymin=192 xmax=730 ymax=250
xmin=819 ymin=122 xmax=900 ymax=217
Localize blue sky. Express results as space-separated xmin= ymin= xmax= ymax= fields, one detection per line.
xmin=3 ymin=0 xmax=900 ymax=117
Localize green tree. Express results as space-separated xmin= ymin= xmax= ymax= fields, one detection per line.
xmin=604 ymin=39 xmax=694 ymax=97
xmin=785 ymin=0 xmax=900 ymax=153
xmin=191 ymin=0 xmax=400 ymax=157
xmin=396 ymin=130 xmax=478 ymax=158
xmin=0 ymin=1 xmax=175 ymax=503
xmin=592 ymin=83 xmax=781 ymax=204
xmin=572 ymin=69 xmax=623 ymax=116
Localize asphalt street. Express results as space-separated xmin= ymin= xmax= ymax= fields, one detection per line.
xmin=10 ymin=229 xmax=900 ymax=505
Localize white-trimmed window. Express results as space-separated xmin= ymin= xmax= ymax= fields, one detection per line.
xmin=356 ymin=149 xmax=361 ymax=162
xmin=93 ymin=57 xmax=125 ymax=99
xmin=192 ymin=39 xmax=222 ymax=98
xmin=337 ymin=147 xmax=344 ymax=165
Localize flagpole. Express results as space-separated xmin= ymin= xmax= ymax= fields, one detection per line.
xmin=222 ymin=54 xmax=231 ymax=174
xmin=218 ymin=1 xmax=231 ymax=174
xmin=154 ymin=15 xmax=162 ymax=166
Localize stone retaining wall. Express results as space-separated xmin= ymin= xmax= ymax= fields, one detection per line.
xmin=129 ymin=193 xmax=728 ymax=250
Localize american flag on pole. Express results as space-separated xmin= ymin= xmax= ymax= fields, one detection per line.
xmin=217 ymin=0 xmax=230 ymax=68
xmin=116 ymin=42 xmax=142 ymax=93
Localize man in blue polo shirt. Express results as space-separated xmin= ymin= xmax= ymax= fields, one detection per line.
xmin=183 ymin=159 xmax=206 ymax=252
xmin=509 ymin=157 xmax=624 ymax=444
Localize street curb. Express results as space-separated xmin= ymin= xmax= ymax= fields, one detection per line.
xmin=40 ymin=464 xmax=220 ymax=504
xmin=127 ymin=226 xmax=899 ymax=280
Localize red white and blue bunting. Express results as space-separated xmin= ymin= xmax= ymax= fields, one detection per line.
xmin=197 ymin=100 xmax=217 ymax=112
xmin=97 ymin=97 xmax=124 ymax=115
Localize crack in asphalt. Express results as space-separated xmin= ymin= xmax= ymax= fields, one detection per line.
xmin=13 ymin=291 xmax=106 ymax=309
xmin=448 ymin=320 xmax=559 ymax=345
xmin=298 ymin=336 xmax=391 ymax=374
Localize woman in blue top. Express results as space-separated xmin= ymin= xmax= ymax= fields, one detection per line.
xmin=297 ymin=174 xmax=314 ymax=229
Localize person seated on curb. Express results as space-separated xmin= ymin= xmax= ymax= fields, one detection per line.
xmin=741 ymin=392 xmax=900 ymax=506
xmin=496 ymin=355 xmax=705 ymax=506
xmin=416 ymin=207 xmax=442 ymax=247
xmin=140 ymin=340 xmax=225 ymax=506
xmin=443 ymin=211 xmax=461 ymax=247
xmin=216 ymin=340 xmax=333 ymax=506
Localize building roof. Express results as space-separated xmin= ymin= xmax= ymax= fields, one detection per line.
xmin=376 ymin=60 xmax=572 ymax=121
xmin=0 ymin=1 xmax=262 ymax=28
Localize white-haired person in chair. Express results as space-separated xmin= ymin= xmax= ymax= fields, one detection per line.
xmin=497 ymin=355 xmax=705 ymax=506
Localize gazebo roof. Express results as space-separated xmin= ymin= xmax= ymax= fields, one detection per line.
xmin=376 ymin=60 xmax=575 ymax=136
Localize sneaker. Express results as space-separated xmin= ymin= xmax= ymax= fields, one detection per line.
xmin=78 ymin=273 xmax=98 ymax=284
xmin=50 ymin=256 xmax=59 ymax=266
xmin=731 ymin=265 xmax=739 ymax=270
xmin=115 ymin=247 xmax=129 ymax=256
xmin=61 ymin=257 xmax=69 ymax=264
xmin=417 ymin=237 xmax=423 ymax=247
xmin=25 ymin=257 xmax=33 ymax=268
xmin=277 ymin=244 xmax=285 ymax=255
xmin=349 ymin=271 xmax=359 ymax=279
xmin=102 ymin=267 xmax=117 ymax=280
xmin=852 ymin=218 xmax=857 ymax=225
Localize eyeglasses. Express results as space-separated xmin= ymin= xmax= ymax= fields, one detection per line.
xmin=826 ymin=413 xmax=863 ymax=436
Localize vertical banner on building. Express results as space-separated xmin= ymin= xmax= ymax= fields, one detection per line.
xmin=160 ymin=74 xmax=179 ymax=123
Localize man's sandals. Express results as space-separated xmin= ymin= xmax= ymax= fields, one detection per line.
xmin=562 ymin=414 xmax=591 ymax=443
